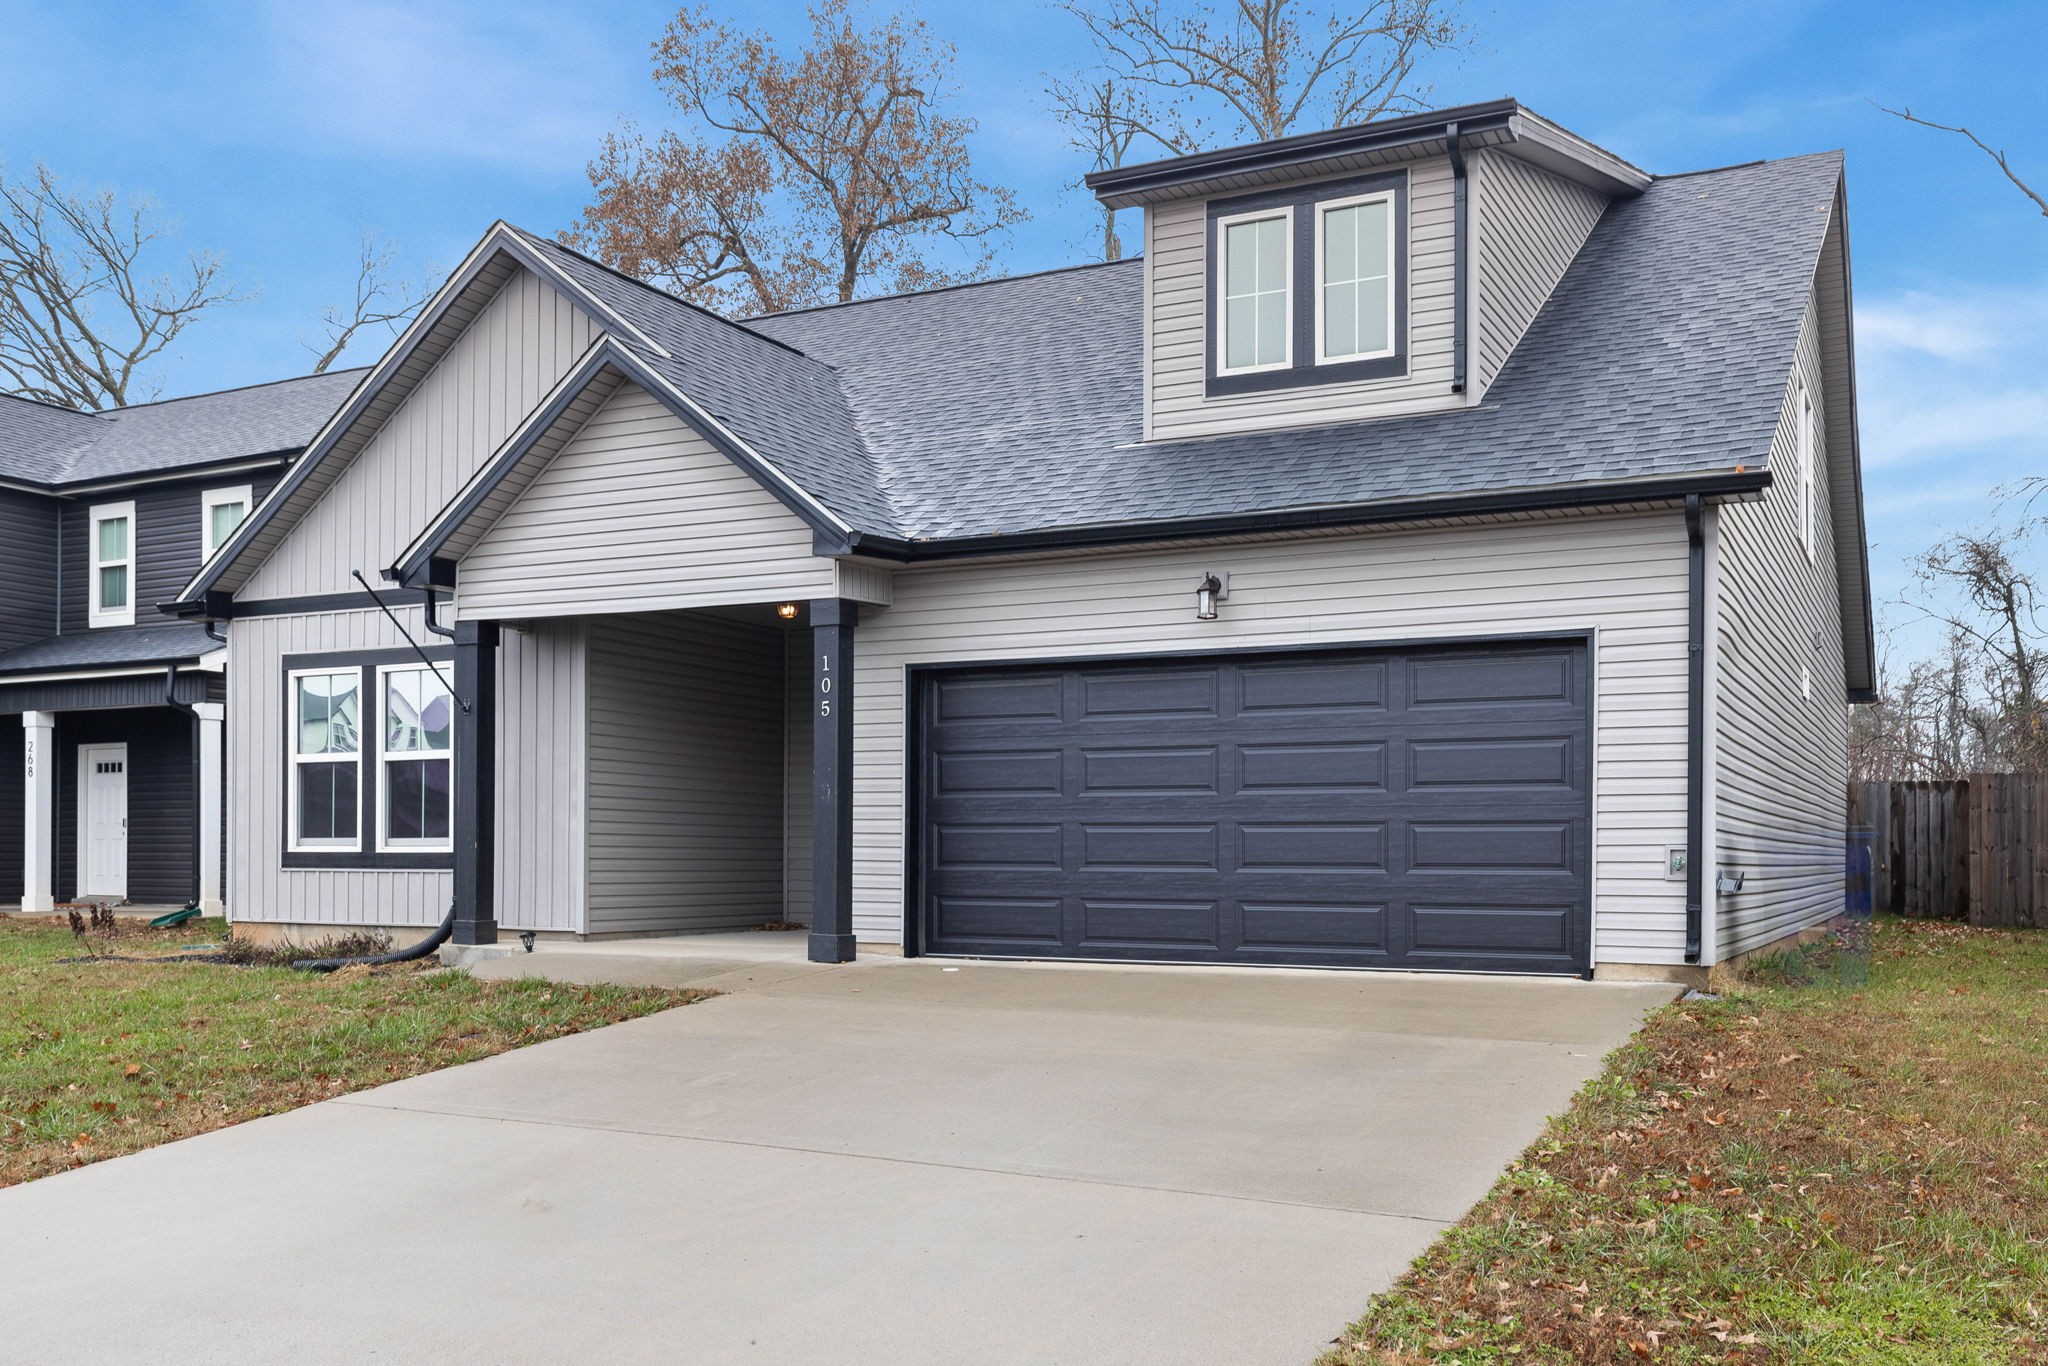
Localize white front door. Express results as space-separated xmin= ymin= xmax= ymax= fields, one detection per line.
xmin=79 ymin=744 xmax=128 ymax=900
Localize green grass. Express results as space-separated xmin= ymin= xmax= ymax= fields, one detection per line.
xmin=1 ymin=913 xmax=706 ymax=1187
xmin=1321 ymin=918 xmax=2048 ymax=1364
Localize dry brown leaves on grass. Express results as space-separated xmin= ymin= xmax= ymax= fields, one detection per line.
xmin=1322 ymin=918 xmax=2048 ymax=1364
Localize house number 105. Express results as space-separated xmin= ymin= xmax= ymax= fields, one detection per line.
xmin=819 ymin=653 xmax=833 ymax=717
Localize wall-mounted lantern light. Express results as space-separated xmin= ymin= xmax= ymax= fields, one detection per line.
xmin=776 ymin=603 xmax=800 ymax=621
xmin=1195 ymin=571 xmax=1228 ymax=621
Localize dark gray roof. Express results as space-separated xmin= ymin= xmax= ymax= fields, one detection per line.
xmin=0 ymin=623 xmax=219 ymax=677
xmin=0 ymin=369 xmax=365 ymax=489
xmin=739 ymin=150 xmax=1844 ymax=542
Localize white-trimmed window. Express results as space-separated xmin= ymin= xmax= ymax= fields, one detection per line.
xmin=289 ymin=669 xmax=362 ymax=850
xmin=201 ymin=485 xmax=253 ymax=561
xmin=1216 ymin=208 xmax=1292 ymax=374
xmin=88 ymin=501 xmax=135 ymax=628
xmin=1797 ymin=382 xmax=1817 ymax=560
xmin=1315 ymin=192 xmax=1395 ymax=363
xmin=377 ymin=664 xmax=454 ymax=851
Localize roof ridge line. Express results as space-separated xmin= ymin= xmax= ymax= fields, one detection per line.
xmin=104 ymin=366 xmax=372 ymax=414
xmin=748 ymin=256 xmax=1139 ymax=323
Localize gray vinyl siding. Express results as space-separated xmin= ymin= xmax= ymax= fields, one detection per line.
xmin=852 ymin=510 xmax=1696 ymax=964
xmin=0 ymin=488 xmax=58 ymax=650
xmin=1474 ymin=150 xmax=1608 ymax=394
xmin=584 ymin=612 xmax=786 ymax=934
xmin=1145 ymin=157 xmax=1462 ymax=440
xmin=496 ymin=619 xmax=587 ymax=933
xmin=223 ymin=605 xmax=449 ymax=926
xmin=60 ymin=472 xmax=280 ymax=632
xmin=784 ymin=625 xmax=814 ymax=924
xmin=239 ymin=268 xmax=600 ymax=599
xmin=455 ymin=382 xmax=838 ymax=621
xmin=1711 ymin=286 xmax=1848 ymax=959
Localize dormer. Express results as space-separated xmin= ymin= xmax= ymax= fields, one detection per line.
xmin=1089 ymin=99 xmax=1650 ymax=441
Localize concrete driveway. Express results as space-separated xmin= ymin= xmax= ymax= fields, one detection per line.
xmin=0 ymin=950 xmax=1673 ymax=1365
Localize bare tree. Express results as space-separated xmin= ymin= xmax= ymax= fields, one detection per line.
xmin=0 ymin=163 xmax=241 ymax=410
xmin=305 ymin=232 xmax=432 ymax=375
xmin=1046 ymin=75 xmax=1148 ymax=260
xmin=1053 ymin=0 xmax=1466 ymax=156
xmin=565 ymin=0 xmax=1025 ymax=315
xmin=1874 ymin=103 xmax=2046 ymax=220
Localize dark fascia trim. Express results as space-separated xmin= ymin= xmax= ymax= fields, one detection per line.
xmin=1087 ymin=99 xmax=1520 ymax=206
xmin=282 ymin=646 xmax=453 ymax=670
xmin=829 ymin=469 xmax=1774 ymax=563
xmin=0 ymin=653 xmax=211 ymax=682
xmin=1846 ymin=686 xmax=1879 ymax=705
xmin=51 ymin=452 xmax=297 ymax=499
xmin=1828 ymin=176 xmax=1877 ymax=697
xmin=175 ymin=223 xmax=676 ymax=608
xmin=392 ymin=338 xmax=852 ymax=587
xmin=166 ymin=590 xmax=387 ymax=621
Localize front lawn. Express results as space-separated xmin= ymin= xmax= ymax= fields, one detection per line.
xmin=1324 ymin=918 xmax=2048 ymax=1363
xmin=0 ymin=913 xmax=704 ymax=1188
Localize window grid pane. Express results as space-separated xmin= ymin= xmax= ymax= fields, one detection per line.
xmin=96 ymin=516 xmax=127 ymax=562
xmin=296 ymin=673 xmax=360 ymax=756
xmin=97 ymin=565 xmax=128 ymax=611
xmin=296 ymin=763 xmax=359 ymax=843
xmin=1321 ymin=200 xmax=1392 ymax=359
xmin=1222 ymin=215 xmax=1288 ymax=369
xmin=209 ymin=501 xmax=246 ymax=550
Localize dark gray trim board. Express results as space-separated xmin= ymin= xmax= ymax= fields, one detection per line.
xmin=451 ymin=619 xmax=498 ymax=945
xmin=1204 ymin=170 xmax=1411 ymax=398
xmin=0 ymin=673 xmax=212 ymax=713
xmin=1684 ymin=495 xmax=1705 ymax=965
xmin=809 ymin=598 xmax=857 ymax=963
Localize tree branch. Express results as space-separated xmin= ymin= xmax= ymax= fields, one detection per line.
xmin=1874 ymin=102 xmax=2048 ymax=219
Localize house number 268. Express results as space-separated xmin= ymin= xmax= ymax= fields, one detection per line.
xmin=819 ymin=654 xmax=833 ymax=717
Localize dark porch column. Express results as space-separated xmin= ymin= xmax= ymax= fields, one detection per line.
xmin=809 ymin=598 xmax=857 ymax=963
xmin=453 ymin=619 xmax=500 ymax=946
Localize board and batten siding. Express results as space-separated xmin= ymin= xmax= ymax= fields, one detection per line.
xmin=584 ymin=612 xmax=786 ymax=934
xmin=239 ymin=268 xmax=601 ymax=599
xmin=224 ymin=602 xmax=582 ymax=931
xmin=1711 ymin=286 xmax=1849 ymax=959
xmin=851 ymin=511 xmax=1696 ymax=964
xmin=455 ymin=382 xmax=839 ymax=621
xmin=1145 ymin=157 xmax=1463 ymax=441
xmin=1473 ymin=150 xmax=1608 ymax=395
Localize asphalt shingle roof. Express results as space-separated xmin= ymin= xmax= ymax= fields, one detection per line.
xmin=0 ymin=622 xmax=219 ymax=676
xmin=0 ymin=369 xmax=364 ymax=488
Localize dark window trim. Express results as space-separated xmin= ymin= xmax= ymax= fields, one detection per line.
xmin=1205 ymin=169 xmax=1410 ymax=398
xmin=279 ymin=649 xmax=456 ymax=872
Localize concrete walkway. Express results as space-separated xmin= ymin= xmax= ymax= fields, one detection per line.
xmin=0 ymin=947 xmax=1675 ymax=1365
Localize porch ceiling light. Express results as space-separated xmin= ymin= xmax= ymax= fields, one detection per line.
xmin=1195 ymin=572 xmax=1227 ymax=621
xmin=776 ymin=603 xmax=800 ymax=620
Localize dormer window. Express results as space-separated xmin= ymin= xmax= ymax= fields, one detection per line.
xmin=202 ymin=485 xmax=253 ymax=561
xmin=1206 ymin=170 xmax=1408 ymax=397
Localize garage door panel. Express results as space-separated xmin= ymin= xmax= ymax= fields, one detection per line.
xmin=919 ymin=641 xmax=1590 ymax=974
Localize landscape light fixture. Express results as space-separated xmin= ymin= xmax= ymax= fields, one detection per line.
xmin=1194 ymin=572 xmax=1228 ymax=621
xmin=776 ymin=603 xmax=800 ymax=620
xmin=519 ymin=931 xmax=536 ymax=953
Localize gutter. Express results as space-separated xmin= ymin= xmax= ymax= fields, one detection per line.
xmin=825 ymin=469 xmax=1772 ymax=563
xmin=1447 ymin=122 xmax=1469 ymax=395
xmin=1684 ymin=494 xmax=1706 ymax=965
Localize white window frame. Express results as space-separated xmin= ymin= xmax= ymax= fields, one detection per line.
xmin=1312 ymin=190 xmax=1398 ymax=366
xmin=200 ymin=485 xmax=253 ymax=561
xmin=287 ymin=666 xmax=364 ymax=853
xmin=1797 ymin=381 xmax=1816 ymax=561
xmin=375 ymin=662 xmax=456 ymax=854
xmin=1214 ymin=206 xmax=1295 ymax=377
xmin=87 ymin=501 xmax=136 ymax=629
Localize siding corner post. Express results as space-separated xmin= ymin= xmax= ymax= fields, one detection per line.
xmin=808 ymin=598 xmax=858 ymax=963
xmin=21 ymin=710 xmax=55 ymax=914
xmin=193 ymin=702 xmax=226 ymax=917
xmin=453 ymin=620 xmax=500 ymax=946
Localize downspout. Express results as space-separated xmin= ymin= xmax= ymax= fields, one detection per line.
xmin=1684 ymin=495 xmax=1706 ymax=964
xmin=163 ymin=664 xmax=203 ymax=912
xmin=420 ymin=586 xmax=455 ymax=640
xmin=1447 ymin=121 xmax=1468 ymax=395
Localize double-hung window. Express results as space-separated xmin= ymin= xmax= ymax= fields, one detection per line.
xmin=201 ymin=485 xmax=253 ymax=561
xmin=1315 ymin=193 xmax=1395 ymax=363
xmin=290 ymin=670 xmax=362 ymax=849
xmin=1216 ymin=208 xmax=1293 ymax=374
xmin=1207 ymin=170 xmax=1407 ymax=396
xmin=377 ymin=664 xmax=454 ymax=851
xmin=88 ymin=502 xmax=135 ymax=628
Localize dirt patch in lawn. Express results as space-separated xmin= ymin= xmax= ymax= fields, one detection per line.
xmin=1322 ymin=918 xmax=2048 ymax=1364
xmin=0 ymin=913 xmax=708 ymax=1188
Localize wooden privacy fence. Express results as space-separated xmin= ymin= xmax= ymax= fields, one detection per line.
xmin=1850 ymin=776 xmax=2048 ymax=928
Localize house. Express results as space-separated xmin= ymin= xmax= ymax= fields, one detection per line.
xmin=0 ymin=370 xmax=359 ymax=912
xmin=167 ymin=99 xmax=1870 ymax=982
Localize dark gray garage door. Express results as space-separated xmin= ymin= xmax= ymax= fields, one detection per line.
xmin=914 ymin=640 xmax=1591 ymax=974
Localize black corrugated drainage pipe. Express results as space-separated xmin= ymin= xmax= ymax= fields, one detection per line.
xmin=292 ymin=901 xmax=456 ymax=973
xmin=1684 ymin=495 xmax=1706 ymax=964
xmin=163 ymin=664 xmax=204 ymax=911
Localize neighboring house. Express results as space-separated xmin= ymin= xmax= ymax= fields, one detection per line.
xmin=0 ymin=371 xmax=360 ymax=912
xmin=170 ymin=99 xmax=1870 ymax=982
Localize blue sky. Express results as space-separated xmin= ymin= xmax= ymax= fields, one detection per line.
xmin=1 ymin=0 xmax=2041 ymax=659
